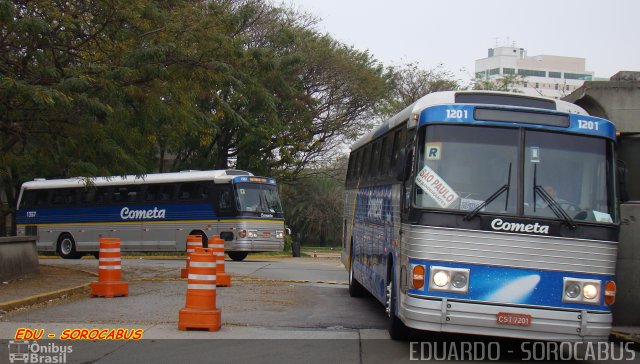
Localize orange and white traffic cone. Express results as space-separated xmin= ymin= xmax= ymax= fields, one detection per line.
xmin=178 ymin=248 xmax=220 ymax=331
xmin=91 ymin=237 xmax=128 ymax=298
xmin=211 ymin=236 xmax=231 ymax=287
xmin=181 ymin=235 xmax=203 ymax=279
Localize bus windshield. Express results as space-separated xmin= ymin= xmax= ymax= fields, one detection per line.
xmin=416 ymin=125 xmax=518 ymax=215
xmin=524 ymin=130 xmax=616 ymax=223
xmin=415 ymin=124 xmax=616 ymax=224
xmin=234 ymin=183 xmax=283 ymax=214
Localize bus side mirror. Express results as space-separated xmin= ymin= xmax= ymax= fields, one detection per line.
xmin=618 ymin=159 xmax=630 ymax=203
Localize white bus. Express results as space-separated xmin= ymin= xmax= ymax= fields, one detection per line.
xmin=16 ymin=170 xmax=285 ymax=261
xmin=344 ymin=91 xmax=619 ymax=341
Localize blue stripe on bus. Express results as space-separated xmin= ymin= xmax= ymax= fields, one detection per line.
xmin=418 ymin=105 xmax=616 ymax=140
xmin=408 ymin=258 xmax=612 ymax=312
xmin=16 ymin=204 xmax=217 ymax=224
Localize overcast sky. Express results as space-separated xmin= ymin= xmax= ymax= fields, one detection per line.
xmin=280 ymin=0 xmax=639 ymax=82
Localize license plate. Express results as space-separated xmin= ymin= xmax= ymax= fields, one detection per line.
xmin=262 ymin=231 xmax=271 ymax=238
xmin=496 ymin=312 xmax=532 ymax=326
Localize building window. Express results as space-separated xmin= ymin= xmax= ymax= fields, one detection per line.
xmin=535 ymin=83 xmax=539 ymax=88
xmin=566 ymin=85 xmax=571 ymax=91
xmin=549 ymin=71 xmax=562 ymax=78
xmin=523 ymin=82 xmax=527 ymax=87
xmin=555 ymin=84 xmax=559 ymax=90
xmin=517 ymin=69 xmax=546 ymax=77
xmin=503 ymin=68 xmax=515 ymax=75
xmin=489 ymin=68 xmax=500 ymax=76
xmin=475 ymin=71 xmax=487 ymax=79
xmin=564 ymin=73 xmax=592 ymax=80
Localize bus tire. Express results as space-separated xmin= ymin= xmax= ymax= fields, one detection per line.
xmin=348 ymin=246 xmax=366 ymax=297
xmin=387 ymin=264 xmax=410 ymax=340
xmin=57 ymin=233 xmax=80 ymax=259
xmin=228 ymin=251 xmax=248 ymax=261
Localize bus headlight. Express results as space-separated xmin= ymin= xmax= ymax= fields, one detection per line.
xmin=565 ymin=283 xmax=581 ymax=299
xmin=451 ymin=272 xmax=468 ymax=289
xmin=238 ymin=230 xmax=247 ymax=238
xmin=563 ymin=278 xmax=601 ymax=305
xmin=428 ymin=266 xmax=470 ymax=293
xmin=247 ymin=230 xmax=258 ymax=238
xmin=433 ymin=271 xmax=449 ymax=287
xmin=276 ymin=230 xmax=284 ymax=239
xmin=583 ymin=284 xmax=598 ymax=300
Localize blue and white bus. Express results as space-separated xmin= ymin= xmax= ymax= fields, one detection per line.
xmin=16 ymin=170 xmax=285 ymax=261
xmin=343 ymin=91 xmax=619 ymax=341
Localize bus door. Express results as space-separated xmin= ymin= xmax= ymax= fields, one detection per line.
xmin=213 ymin=184 xmax=237 ymax=245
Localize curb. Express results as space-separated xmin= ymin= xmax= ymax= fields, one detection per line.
xmin=611 ymin=330 xmax=640 ymax=345
xmin=0 ymin=283 xmax=91 ymax=312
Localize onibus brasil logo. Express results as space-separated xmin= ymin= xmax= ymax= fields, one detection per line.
xmin=8 ymin=340 xmax=72 ymax=363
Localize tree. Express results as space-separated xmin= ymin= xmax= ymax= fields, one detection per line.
xmin=279 ymin=156 xmax=348 ymax=246
xmin=377 ymin=62 xmax=461 ymax=119
xmin=471 ymin=74 xmax=525 ymax=92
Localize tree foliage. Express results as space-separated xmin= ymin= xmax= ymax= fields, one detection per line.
xmin=377 ymin=62 xmax=461 ymax=119
xmin=0 ymin=0 xmax=390 ymax=234
xmin=471 ymin=74 xmax=525 ymax=93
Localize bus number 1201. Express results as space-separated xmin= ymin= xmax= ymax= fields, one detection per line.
xmin=446 ymin=109 xmax=468 ymax=119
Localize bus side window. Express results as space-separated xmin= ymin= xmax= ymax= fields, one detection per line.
xmin=51 ymin=189 xmax=76 ymax=206
xmin=219 ymin=189 xmax=233 ymax=210
xmin=95 ymin=187 xmax=111 ymax=204
xmin=379 ymin=136 xmax=390 ymax=177
xmin=370 ymin=140 xmax=381 ymax=178
xmin=361 ymin=145 xmax=371 ymax=180
xmin=346 ymin=152 xmax=355 ymax=183
xmin=354 ymin=150 xmax=362 ymax=180
xmin=178 ymin=182 xmax=209 ymax=201
xmin=390 ymin=128 xmax=406 ymax=175
xmin=20 ymin=190 xmax=36 ymax=209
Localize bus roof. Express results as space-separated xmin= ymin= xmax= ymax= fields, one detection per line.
xmin=351 ymin=91 xmax=592 ymax=151
xmin=20 ymin=170 xmax=256 ymax=190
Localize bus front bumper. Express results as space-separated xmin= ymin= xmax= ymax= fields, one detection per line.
xmin=399 ymin=294 xmax=612 ymax=342
xmin=225 ymin=239 xmax=284 ymax=252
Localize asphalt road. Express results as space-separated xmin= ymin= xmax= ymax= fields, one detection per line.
xmin=1 ymin=257 xmax=637 ymax=363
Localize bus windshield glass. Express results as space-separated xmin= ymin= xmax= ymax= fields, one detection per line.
xmin=415 ymin=124 xmax=617 ymax=224
xmin=234 ymin=183 xmax=283 ymax=214
xmin=415 ymin=125 xmax=518 ymax=214
xmin=524 ymin=130 xmax=616 ymax=223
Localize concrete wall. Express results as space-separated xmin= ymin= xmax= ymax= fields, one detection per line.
xmin=0 ymin=236 xmax=39 ymax=282
xmin=616 ymin=204 xmax=640 ymax=325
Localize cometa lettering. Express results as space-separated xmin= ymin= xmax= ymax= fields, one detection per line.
xmin=120 ymin=207 xmax=166 ymax=220
xmin=490 ymin=218 xmax=550 ymax=234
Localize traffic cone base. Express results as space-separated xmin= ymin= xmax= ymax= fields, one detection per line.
xmin=216 ymin=273 xmax=231 ymax=287
xmin=91 ymin=281 xmax=129 ymax=298
xmin=178 ymin=308 xmax=221 ymax=331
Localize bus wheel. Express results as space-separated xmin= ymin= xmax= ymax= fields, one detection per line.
xmin=386 ymin=276 xmax=410 ymax=340
xmin=57 ymin=234 xmax=80 ymax=259
xmin=348 ymin=248 xmax=366 ymax=297
xmin=228 ymin=251 xmax=248 ymax=261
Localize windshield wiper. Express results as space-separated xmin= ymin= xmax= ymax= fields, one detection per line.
xmin=533 ymin=185 xmax=576 ymax=229
xmin=533 ymin=165 xmax=576 ymax=229
xmin=464 ymin=163 xmax=511 ymax=221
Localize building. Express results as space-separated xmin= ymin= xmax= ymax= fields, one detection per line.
xmin=475 ymin=46 xmax=594 ymax=99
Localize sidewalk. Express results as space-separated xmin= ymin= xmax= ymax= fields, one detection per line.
xmin=0 ymin=264 xmax=95 ymax=313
